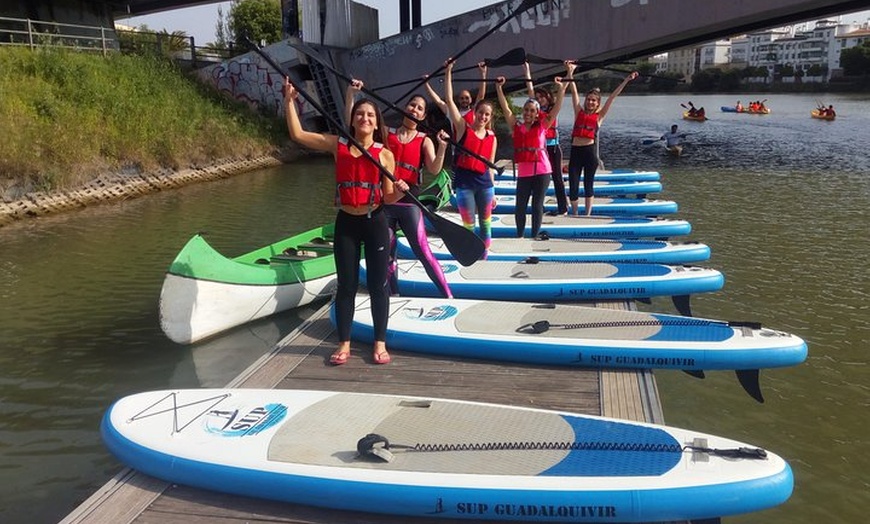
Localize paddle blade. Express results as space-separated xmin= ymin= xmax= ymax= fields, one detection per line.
xmin=526 ymin=53 xmax=563 ymax=65
xmin=736 ymin=369 xmax=765 ymax=403
xmin=485 ymin=47 xmax=527 ymax=67
xmin=422 ymin=208 xmax=485 ymax=266
xmin=642 ymin=138 xmax=660 ymax=146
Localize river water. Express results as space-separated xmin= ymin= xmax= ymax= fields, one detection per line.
xmin=0 ymin=93 xmax=867 ymax=523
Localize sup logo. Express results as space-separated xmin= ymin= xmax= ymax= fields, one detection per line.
xmin=205 ymin=403 xmax=287 ymax=437
xmin=403 ymin=305 xmax=458 ymax=321
xmin=439 ymin=263 xmax=459 ymax=273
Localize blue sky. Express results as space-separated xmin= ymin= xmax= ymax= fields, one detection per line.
xmin=119 ymin=1 xmax=870 ymax=46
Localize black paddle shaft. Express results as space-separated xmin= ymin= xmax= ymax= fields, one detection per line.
xmin=247 ymin=41 xmax=485 ymax=266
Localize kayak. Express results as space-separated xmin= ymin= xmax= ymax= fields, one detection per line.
xmin=396 ymin=236 xmax=712 ymax=264
xmin=365 ymin=258 xmax=724 ymax=301
xmin=682 ymin=111 xmax=707 ymax=122
xmin=159 ymin=224 xmax=337 ymax=344
xmin=437 ymin=211 xmax=692 ymax=239
xmin=470 ymin=194 xmax=678 ymax=216
xmin=720 ymin=106 xmax=770 ymax=115
xmin=810 ymin=109 xmax=835 ymax=121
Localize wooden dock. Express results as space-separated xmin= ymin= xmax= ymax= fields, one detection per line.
xmin=62 ymin=299 xmax=714 ymax=524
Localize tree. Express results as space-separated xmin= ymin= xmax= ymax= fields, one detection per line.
xmin=228 ymin=0 xmax=283 ymax=51
xmin=840 ymin=41 xmax=870 ymax=76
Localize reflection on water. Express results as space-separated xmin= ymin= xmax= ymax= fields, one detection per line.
xmin=0 ymin=94 xmax=868 ymax=523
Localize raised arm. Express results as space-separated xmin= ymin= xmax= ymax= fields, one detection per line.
xmin=494 ymin=76 xmax=517 ymax=128
xmin=474 ymin=61 xmax=488 ymax=103
xmin=283 ymin=77 xmax=337 ymax=153
xmin=421 ymin=130 xmax=449 ymax=175
xmin=424 ymin=79 xmax=448 ymax=116
xmin=523 ymin=61 xmax=535 ymax=98
xmin=444 ymin=60 xmax=467 ymax=139
xmin=569 ymin=64 xmax=581 ymax=114
xmin=599 ymin=71 xmax=638 ymax=123
xmin=343 ymin=78 xmax=364 ymax=126
xmin=540 ymin=62 xmax=573 ymax=128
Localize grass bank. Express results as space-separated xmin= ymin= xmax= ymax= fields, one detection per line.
xmin=0 ymin=47 xmax=286 ymax=192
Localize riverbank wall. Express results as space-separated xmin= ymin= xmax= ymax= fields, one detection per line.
xmin=0 ymin=153 xmax=289 ymax=228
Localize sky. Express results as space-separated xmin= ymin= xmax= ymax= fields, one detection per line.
xmin=119 ymin=1 xmax=870 ymax=46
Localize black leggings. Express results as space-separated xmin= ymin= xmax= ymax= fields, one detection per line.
xmin=333 ymin=208 xmax=391 ymax=342
xmin=514 ymin=174 xmax=551 ymax=238
xmin=547 ymin=144 xmax=567 ymax=214
xmin=567 ymin=144 xmax=598 ymax=201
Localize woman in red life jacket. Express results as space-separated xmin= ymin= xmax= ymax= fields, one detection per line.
xmin=495 ymin=63 xmax=569 ymax=238
xmin=567 ymin=70 xmax=638 ymax=216
xmin=283 ymin=77 xmax=407 ymax=366
xmin=525 ymin=61 xmax=571 ymax=216
xmin=444 ymin=59 xmax=498 ymax=258
xmin=345 ymin=80 xmax=453 ymax=298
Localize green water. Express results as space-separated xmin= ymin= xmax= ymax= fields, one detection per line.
xmin=0 ymin=93 xmax=867 ymax=523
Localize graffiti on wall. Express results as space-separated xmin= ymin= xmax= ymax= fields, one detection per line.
xmin=201 ymin=56 xmax=293 ymax=116
xmin=469 ymin=0 xmax=570 ymax=34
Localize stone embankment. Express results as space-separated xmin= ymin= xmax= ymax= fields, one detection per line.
xmin=0 ymin=154 xmax=285 ymax=227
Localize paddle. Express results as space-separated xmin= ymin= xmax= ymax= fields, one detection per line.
xmin=248 ymin=42 xmax=486 ymax=266
xmin=641 ymin=138 xmax=662 ymax=146
xmin=388 ymin=0 xmax=548 ymax=106
xmin=287 ymin=40 xmax=504 ymax=176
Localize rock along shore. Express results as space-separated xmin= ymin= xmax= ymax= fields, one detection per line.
xmin=0 ymin=153 xmax=286 ymax=228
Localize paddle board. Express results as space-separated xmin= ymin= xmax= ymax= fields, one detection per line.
xmin=493 ymin=179 xmax=662 ymax=197
xmin=364 ymin=259 xmax=724 ymax=301
xmin=344 ymin=295 xmax=808 ymax=372
xmin=470 ymin=195 xmax=678 ymax=216
xmin=397 ymin=236 xmax=711 ymax=264
xmin=495 ymin=168 xmax=661 ymax=182
xmin=103 ymin=388 xmax=794 ymax=522
xmin=438 ymin=212 xmax=692 ymax=239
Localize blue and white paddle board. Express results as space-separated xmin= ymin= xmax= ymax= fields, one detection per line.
xmin=485 ymin=194 xmax=678 ymax=215
xmin=493 ymin=178 xmax=662 ymax=197
xmin=439 ymin=212 xmax=692 ymax=239
xmin=495 ymin=167 xmax=661 ymax=182
xmin=344 ymin=295 xmax=808 ymax=372
xmin=102 ymin=388 xmax=794 ymax=522
xmin=364 ymin=259 xmax=724 ymax=301
xmin=397 ymin=236 xmax=711 ymax=264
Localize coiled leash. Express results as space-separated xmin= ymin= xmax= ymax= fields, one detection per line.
xmin=356 ymin=433 xmax=767 ymax=463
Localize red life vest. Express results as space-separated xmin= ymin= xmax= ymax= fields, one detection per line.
xmin=387 ymin=127 xmax=425 ymax=186
xmin=512 ymin=121 xmax=545 ymax=163
xmin=572 ymin=111 xmax=599 ymax=140
xmin=454 ymin=129 xmax=496 ymax=174
xmin=539 ymin=109 xmax=558 ymax=141
xmin=334 ymin=137 xmax=383 ymax=208
xmin=462 ymin=109 xmax=475 ymax=126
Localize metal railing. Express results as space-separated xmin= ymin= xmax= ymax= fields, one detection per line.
xmin=0 ymin=16 xmax=235 ymax=67
xmin=0 ymin=16 xmax=118 ymax=54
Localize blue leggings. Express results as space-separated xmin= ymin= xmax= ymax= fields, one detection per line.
xmin=386 ymin=202 xmax=452 ymax=298
xmin=333 ymin=208 xmax=390 ymax=342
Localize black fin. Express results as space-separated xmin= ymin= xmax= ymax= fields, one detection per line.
xmin=736 ymin=369 xmax=765 ymax=403
xmin=682 ymin=369 xmax=706 ymax=379
xmin=673 ymin=294 xmax=693 ymax=317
